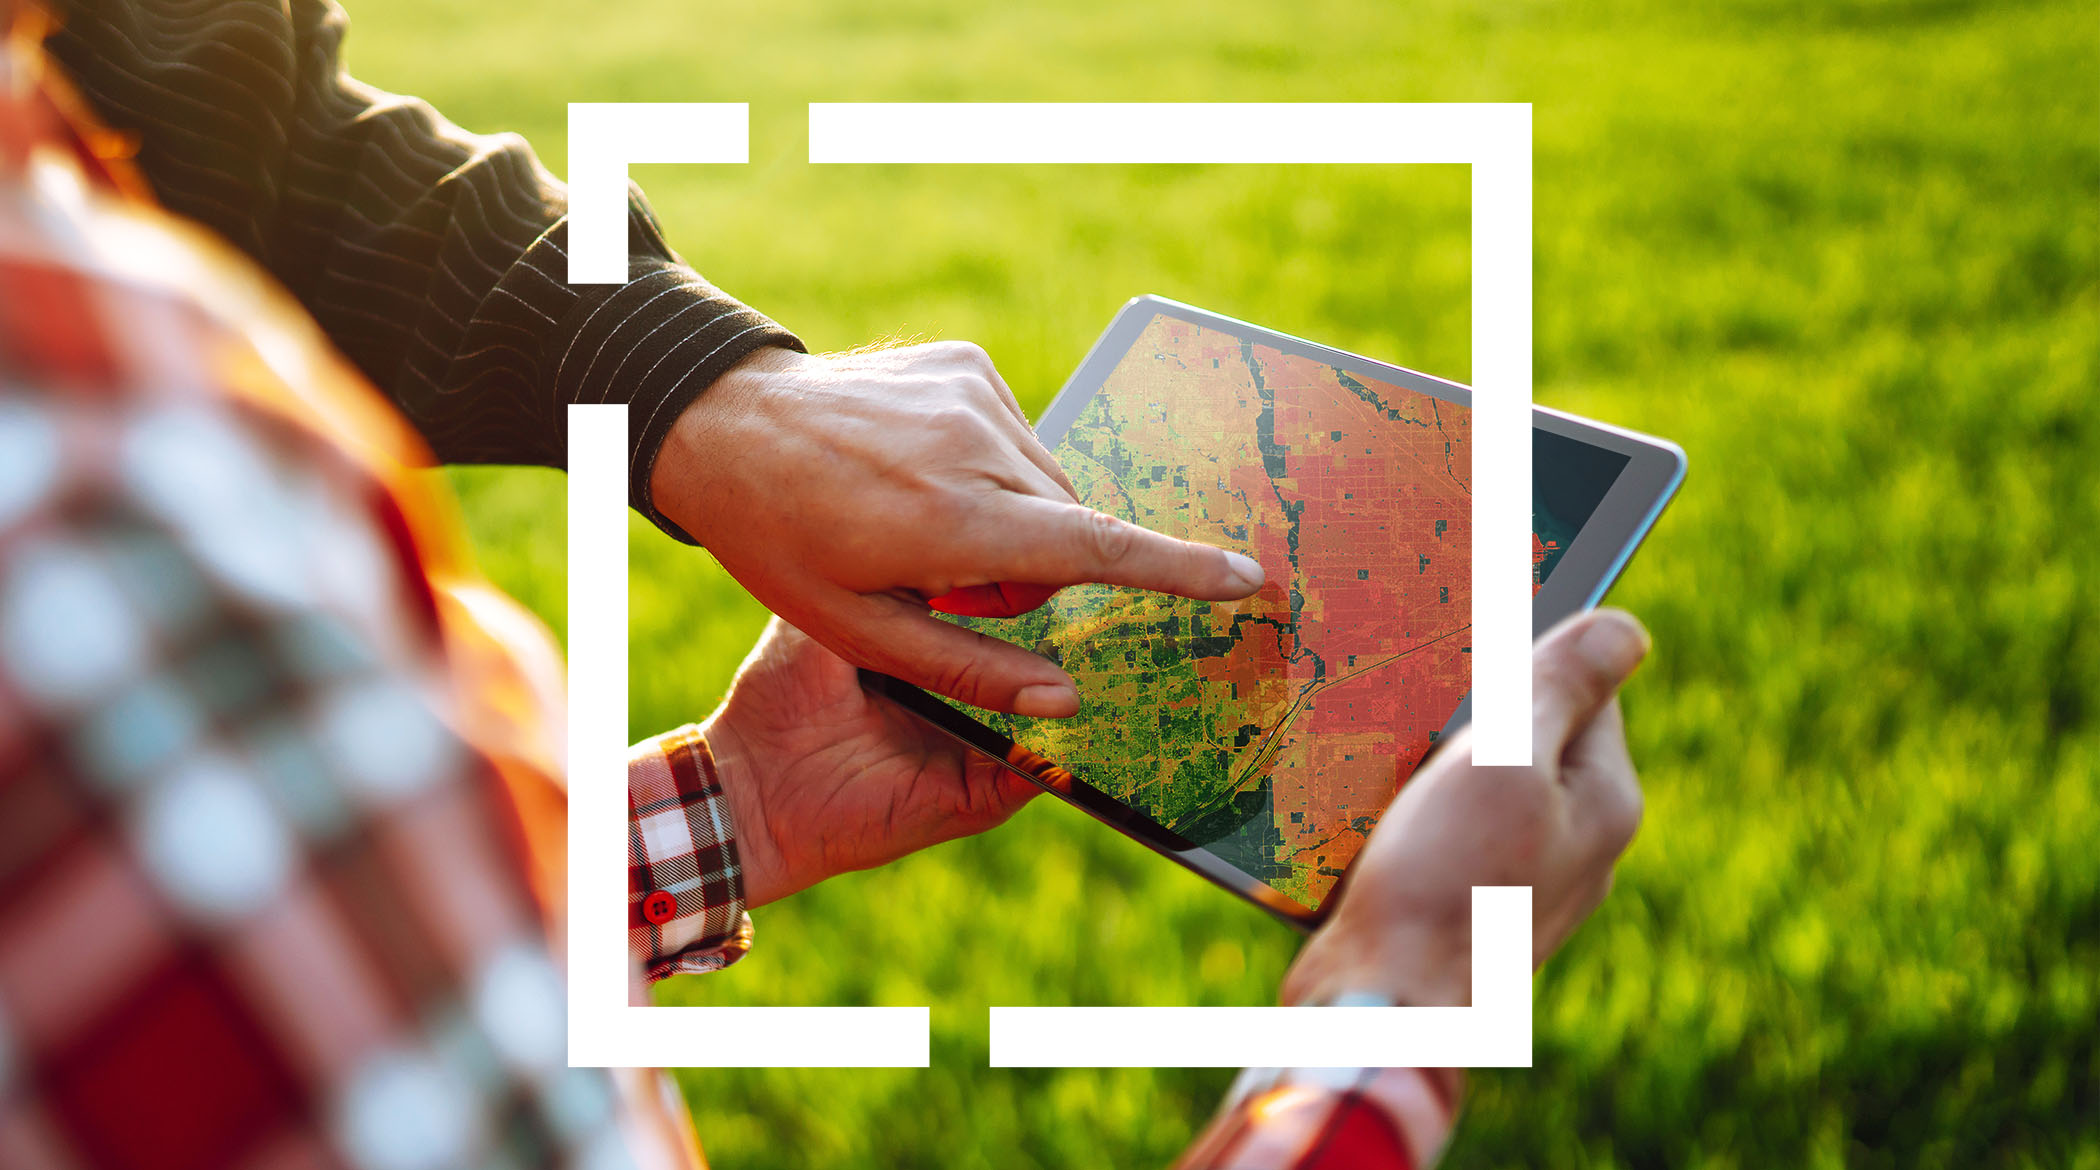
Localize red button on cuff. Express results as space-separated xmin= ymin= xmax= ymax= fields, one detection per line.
xmin=642 ymin=891 xmax=678 ymax=925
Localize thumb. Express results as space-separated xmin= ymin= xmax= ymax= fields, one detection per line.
xmin=1530 ymin=608 xmax=1649 ymax=753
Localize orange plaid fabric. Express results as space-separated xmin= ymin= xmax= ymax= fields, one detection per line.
xmin=0 ymin=12 xmax=739 ymax=1170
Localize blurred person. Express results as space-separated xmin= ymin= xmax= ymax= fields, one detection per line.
xmin=0 ymin=3 xmax=1650 ymax=1170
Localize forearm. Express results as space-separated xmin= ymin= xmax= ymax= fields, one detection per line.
xmin=1176 ymin=1067 xmax=1464 ymax=1170
xmin=43 ymin=0 xmax=799 ymax=534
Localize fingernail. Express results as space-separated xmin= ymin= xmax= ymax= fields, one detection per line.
xmin=1223 ymin=550 xmax=1265 ymax=591
xmin=1013 ymin=683 xmax=1081 ymax=718
xmin=1577 ymin=610 xmax=1651 ymax=678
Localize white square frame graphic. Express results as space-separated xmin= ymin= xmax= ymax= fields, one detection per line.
xmin=566 ymin=102 xmax=1535 ymax=1069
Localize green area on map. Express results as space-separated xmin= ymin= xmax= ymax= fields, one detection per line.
xmin=953 ymin=316 xmax=1587 ymax=909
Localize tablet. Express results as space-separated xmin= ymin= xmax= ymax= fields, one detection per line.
xmin=863 ymin=296 xmax=1686 ymax=928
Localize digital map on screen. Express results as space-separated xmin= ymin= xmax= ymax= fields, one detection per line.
xmin=950 ymin=314 xmax=1623 ymax=910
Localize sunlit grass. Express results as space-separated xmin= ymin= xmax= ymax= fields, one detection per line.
xmin=340 ymin=0 xmax=2100 ymax=1163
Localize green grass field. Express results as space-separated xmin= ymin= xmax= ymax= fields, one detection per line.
xmin=345 ymin=0 xmax=2097 ymax=1164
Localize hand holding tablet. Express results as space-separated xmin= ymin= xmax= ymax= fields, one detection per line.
xmin=866 ymin=296 xmax=1686 ymax=924
xmin=1281 ymin=607 xmax=1650 ymax=1007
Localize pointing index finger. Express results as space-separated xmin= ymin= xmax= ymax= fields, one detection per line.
xmin=988 ymin=496 xmax=1267 ymax=600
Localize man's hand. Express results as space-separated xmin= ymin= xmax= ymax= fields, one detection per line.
xmin=701 ymin=618 xmax=1044 ymax=908
xmin=649 ymin=343 xmax=1266 ymax=718
xmin=1280 ymin=609 xmax=1651 ymax=1008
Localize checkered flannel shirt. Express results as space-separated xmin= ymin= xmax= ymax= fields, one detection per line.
xmin=0 ymin=33 xmax=745 ymax=1170
xmin=629 ymin=728 xmax=751 ymax=980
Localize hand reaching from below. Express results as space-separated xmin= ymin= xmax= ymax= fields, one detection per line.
xmin=701 ymin=618 xmax=1044 ymax=908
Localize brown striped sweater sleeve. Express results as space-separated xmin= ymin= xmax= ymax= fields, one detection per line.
xmin=42 ymin=0 xmax=801 ymax=542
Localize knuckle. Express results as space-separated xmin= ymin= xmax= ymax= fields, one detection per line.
xmin=928 ymin=655 xmax=989 ymax=707
xmin=946 ymin=339 xmax=993 ymax=370
xmin=928 ymin=404 xmax=982 ymax=438
xmin=1081 ymin=509 xmax=1136 ymax=564
xmin=1602 ymin=780 xmax=1645 ymax=847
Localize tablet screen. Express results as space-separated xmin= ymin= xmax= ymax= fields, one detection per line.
xmin=944 ymin=309 xmax=1632 ymax=915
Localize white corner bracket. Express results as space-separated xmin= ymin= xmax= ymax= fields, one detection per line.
xmin=990 ymin=886 xmax=1533 ymax=1067
xmin=562 ymin=101 xmax=1535 ymax=1070
xmin=565 ymin=103 xmax=751 ymax=284
xmin=565 ymin=401 xmax=930 ymax=1067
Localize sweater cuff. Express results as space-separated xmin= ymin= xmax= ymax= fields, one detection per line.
xmin=629 ymin=725 xmax=754 ymax=979
xmin=613 ymin=266 xmax=802 ymax=545
xmin=547 ymin=212 xmax=803 ymax=545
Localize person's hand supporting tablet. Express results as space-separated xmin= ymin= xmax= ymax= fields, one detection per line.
xmin=693 ymin=618 xmax=1043 ymax=907
xmin=647 ymin=342 xmax=1267 ymax=718
xmin=1283 ymin=607 xmax=1651 ymax=1009
xmin=1170 ymin=609 xmax=1652 ymax=1170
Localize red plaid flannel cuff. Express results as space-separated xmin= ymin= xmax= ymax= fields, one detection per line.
xmin=1176 ymin=1064 xmax=1461 ymax=1170
xmin=629 ymin=725 xmax=753 ymax=980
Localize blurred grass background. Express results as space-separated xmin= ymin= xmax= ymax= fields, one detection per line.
xmin=346 ymin=0 xmax=2097 ymax=1165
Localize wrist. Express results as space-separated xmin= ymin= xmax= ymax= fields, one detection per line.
xmin=647 ymin=346 xmax=823 ymax=545
xmin=1283 ymin=909 xmax=1474 ymax=1008
xmin=697 ymin=711 xmax=791 ymax=909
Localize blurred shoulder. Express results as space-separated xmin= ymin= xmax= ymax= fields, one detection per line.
xmin=0 ymin=237 xmax=441 ymax=692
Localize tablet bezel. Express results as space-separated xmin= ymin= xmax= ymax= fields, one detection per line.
xmin=860 ymin=295 xmax=1687 ymax=930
